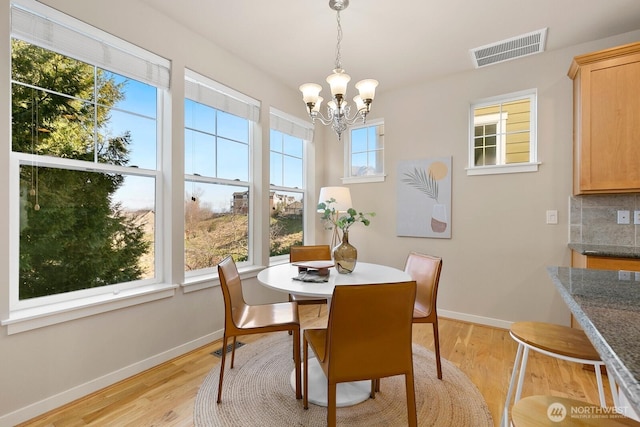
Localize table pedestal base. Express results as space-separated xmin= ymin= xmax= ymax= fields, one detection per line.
xmin=291 ymin=357 xmax=371 ymax=407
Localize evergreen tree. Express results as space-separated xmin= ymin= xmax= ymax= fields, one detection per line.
xmin=12 ymin=40 xmax=150 ymax=299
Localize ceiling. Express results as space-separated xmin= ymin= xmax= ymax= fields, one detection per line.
xmin=143 ymin=0 xmax=640 ymax=94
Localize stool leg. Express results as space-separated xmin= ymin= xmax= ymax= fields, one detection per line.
xmin=608 ymin=375 xmax=619 ymax=407
xmin=501 ymin=343 xmax=524 ymax=427
xmin=514 ymin=346 xmax=530 ymax=403
xmin=594 ymin=362 xmax=606 ymax=407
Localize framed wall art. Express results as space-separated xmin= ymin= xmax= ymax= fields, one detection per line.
xmin=396 ymin=156 xmax=452 ymax=239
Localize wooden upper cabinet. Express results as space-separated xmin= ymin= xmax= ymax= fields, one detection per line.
xmin=569 ymin=42 xmax=640 ymax=195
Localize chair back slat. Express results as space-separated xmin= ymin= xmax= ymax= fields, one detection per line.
xmin=217 ymin=256 xmax=248 ymax=330
xmin=405 ymin=252 xmax=442 ymax=317
xmin=289 ymin=245 xmax=332 ymax=262
xmin=325 ymin=281 xmax=417 ymax=383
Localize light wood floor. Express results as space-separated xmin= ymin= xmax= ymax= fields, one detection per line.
xmin=18 ymin=305 xmax=614 ymax=426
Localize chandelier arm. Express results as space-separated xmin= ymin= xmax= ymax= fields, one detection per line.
xmin=309 ymin=111 xmax=334 ymax=126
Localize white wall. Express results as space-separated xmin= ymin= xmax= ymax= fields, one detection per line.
xmin=319 ymin=30 xmax=640 ymax=327
xmin=0 ymin=0 xmax=638 ymax=423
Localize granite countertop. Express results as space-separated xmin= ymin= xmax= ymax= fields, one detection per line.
xmin=569 ymin=243 xmax=640 ymax=259
xmin=547 ymin=266 xmax=640 ymax=413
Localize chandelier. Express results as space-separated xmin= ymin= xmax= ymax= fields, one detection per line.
xmin=299 ymin=0 xmax=378 ymax=141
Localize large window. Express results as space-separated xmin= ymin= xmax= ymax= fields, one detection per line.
xmin=344 ymin=119 xmax=385 ymax=183
xmin=269 ymin=109 xmax=313 ymax=258
xmin=184 ymin=70 xmax=259 ymax=274
xmin=468 ymin=89 xmax=539 ymax=175
xmin=10 ymin=2 xmax=168 ymax=309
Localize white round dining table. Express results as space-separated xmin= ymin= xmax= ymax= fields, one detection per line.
xmin=257 ymin=261 xmax=412 ymax=299
xmin=257 ymin=261 xmax=412 ymax=408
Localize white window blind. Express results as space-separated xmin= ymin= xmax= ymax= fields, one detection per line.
xmin=185 ymin=69 xmax=260 ymax=122
xmin=11 ymin=1 xmax=170 ymax=89
xmin=270 ymin=108 xmax=314 ymax=141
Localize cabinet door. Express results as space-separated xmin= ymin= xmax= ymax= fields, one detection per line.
xmin=577 ymin=52 xmax=640 ymax=193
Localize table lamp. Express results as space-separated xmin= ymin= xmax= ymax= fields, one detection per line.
xmin=318 ymin=186 xmax=352 ymax=248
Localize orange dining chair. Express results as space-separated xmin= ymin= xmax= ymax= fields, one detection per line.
xmin=405 ymin=251 xmax=443 ymax=379
xmin=303 ymin=281 xmax=418 ymax=427
xmin=288 ymin=245 xmax=332 ymax=316
xmin=216 ymin=256 xmax=301 ymax=403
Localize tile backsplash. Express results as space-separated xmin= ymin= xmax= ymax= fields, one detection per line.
xmin=570 ymin=194 xmax=640 ymax=246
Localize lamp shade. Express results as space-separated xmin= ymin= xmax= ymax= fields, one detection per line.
xmin=355 ymin=79 xmax=378 ymax=100
xmin=299 ymin=83 xmax=322 ymax=104
xmin=353 ymin=95 xmax=366 ymax=112
xmin=326 ymin=71 xmax=351 ymax=97
xmin=318 ymin=186 xmax=352 ymax=212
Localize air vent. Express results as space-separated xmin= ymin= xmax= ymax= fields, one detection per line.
xmin=470 ymin=28 xmax=548 ymax=68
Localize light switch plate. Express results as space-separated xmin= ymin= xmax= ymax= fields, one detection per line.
xmin=634 ymin=211 xmax=640 ymax=225
xmin=618 ymin=210 xmax=630 ymax=224
xmin=546 ymin=210 xmax=558 ymax=224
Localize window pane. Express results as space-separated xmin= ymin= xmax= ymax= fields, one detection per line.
xmin=283 ymin=155 xmax=302 ymax=188
xmin=185 ymin=182 xmax=249 ymax=269
xmin=269 ymin=190 xmax=303 ymax=257
xmin=185 ymin=99 xmax=215 ymax=133
xmin=368 ymin=151 xmax=383 ymax=174
xmin=217 ymin=110 xmax=249 ymax=142
xmin=217 ymin=137 xmax=248 ymax=181
xmin=283 ymin=134 xmax=303 ymax=157
xmin=185 ymin=129 xmax=216 ymax=176
xmin=351 ymin=152 xmax=368 ymax=176
xmin=270 ymin=151 xmax=283 ymax=186
xmin=270 ymin=129 xmax=283 ymax=152
xmin=100 ymin=72 xmax=157 ymax=118
xmin=485 ymin=146 xmax=497 ymax=165
xmin=12 ymin=85 xmax=95 ymax=160
xmin=103 ymin=109 xmax=156 ymax=169
xmin=19 ymin=166 xmax=155 ymax=299
xmin=12 ymin=40 xmax=95 ymax=100
xmin=351 ymin=127 xmax=367 ymax=152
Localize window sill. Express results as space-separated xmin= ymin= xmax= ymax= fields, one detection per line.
xmin=466 ymin=162 xmax=541 ymax=176
xmin=1 ymin=283 xmax=178 ymax=335
xmin=182 ymin=264 xmax=264 ymax=293
xmin=342 ymin=174 xmax=386 ymax=184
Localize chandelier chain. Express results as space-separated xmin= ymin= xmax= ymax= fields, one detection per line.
xmin=334 ymin=11 xmax=342 ymax=70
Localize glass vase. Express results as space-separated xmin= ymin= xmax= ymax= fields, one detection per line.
xmin=332 ymin=230 xmax=357 ymax=274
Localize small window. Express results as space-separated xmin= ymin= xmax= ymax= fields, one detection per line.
xmin=468 ymin=89 xmax=539 ymax=175
xmin=343 ymin=120 xmax=385 ymax=183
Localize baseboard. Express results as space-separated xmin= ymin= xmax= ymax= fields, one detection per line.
xmin=0 ymin=329 xmax=224 ymax=427
xmin=439 ymin=309 xmax=512 ymax=330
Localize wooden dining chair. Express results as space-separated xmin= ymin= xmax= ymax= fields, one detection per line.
xmin=216 ymin=256 xmax=301 ymax=403
xmin=405 ymin=251 xmax=443 ymax=379
xmin=288 ymin=245 xmax=331 ymax=316
xmin=303 ymin=281 xmax=418 ymax=427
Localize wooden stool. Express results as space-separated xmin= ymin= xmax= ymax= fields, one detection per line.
xmin=512 ymin=395 xmax=640 ymax=426
xmin=501 ymin=322 xmax=619 ymax=427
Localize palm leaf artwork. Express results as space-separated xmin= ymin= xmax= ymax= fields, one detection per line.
xmin=402 ymin=167 xmax=438 ymax=202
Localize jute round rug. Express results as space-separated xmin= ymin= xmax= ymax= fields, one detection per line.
xmin=194 ymin=333 xmax=492 ymax=426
